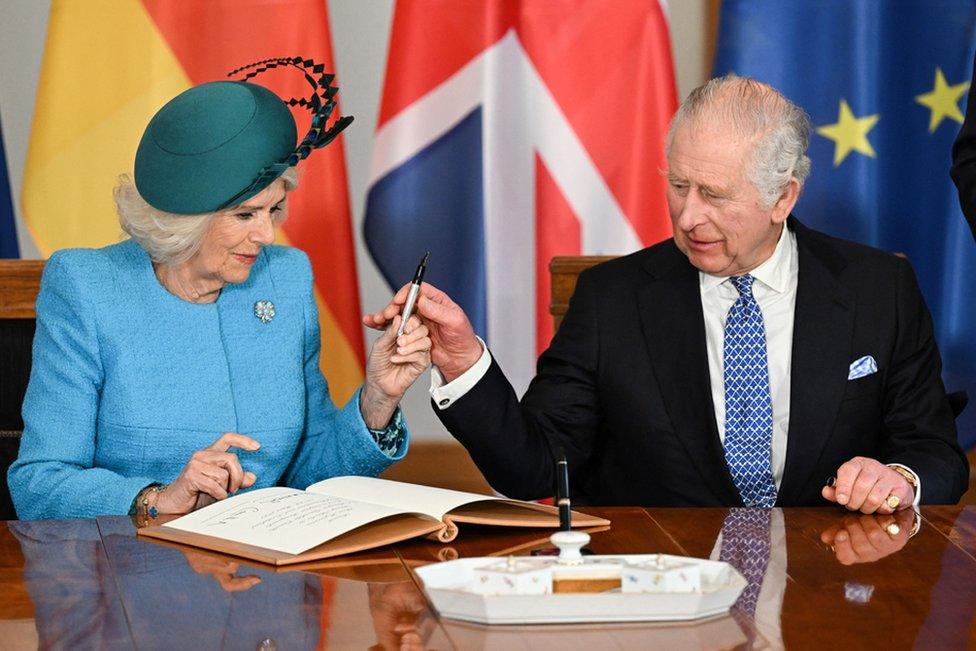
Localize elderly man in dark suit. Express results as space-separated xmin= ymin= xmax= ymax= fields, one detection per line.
xmin=951 ymin=52 xmax=976 ymax=241
xmin=367 ymin=75 xmax=968 ymax=513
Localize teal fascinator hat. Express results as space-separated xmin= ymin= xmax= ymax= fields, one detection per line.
xmin=134 ymin=57 xmax=353 ymax=214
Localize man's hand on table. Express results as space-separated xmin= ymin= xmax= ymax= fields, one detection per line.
xmin=821 ymin=457 xmax=915 ymax=514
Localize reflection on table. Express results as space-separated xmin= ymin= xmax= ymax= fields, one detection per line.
xmin=0 ymin=507 xmax=973 ymax=649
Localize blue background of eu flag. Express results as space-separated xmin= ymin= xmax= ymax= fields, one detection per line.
xmin=0 ymin=116 xmax=19 ymax=258
xmin=716 ymin=0 xmax=976 ymax=448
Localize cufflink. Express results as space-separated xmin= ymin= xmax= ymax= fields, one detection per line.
xmin=438 ymin=398 xmax=450 ymax=407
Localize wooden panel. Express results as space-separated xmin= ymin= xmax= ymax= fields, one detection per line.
xmin=922 ymin=505 xmax=976 ymax=560
xmin=0 ymin=261 xmax=44 ymax=320
xmin=549 ymin=256 xmax=614 ymax=333
xmin=380 ymin=441 xmax=493 ymax=495
xmin=0 ymin=522 xmax=32 ymax=620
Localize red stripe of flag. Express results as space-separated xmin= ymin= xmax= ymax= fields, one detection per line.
xmin=527 ymin=1 xmax=677 ymax=350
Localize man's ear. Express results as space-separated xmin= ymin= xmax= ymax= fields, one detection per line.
xmin=772 ymin=177 xmax=801 ymax=225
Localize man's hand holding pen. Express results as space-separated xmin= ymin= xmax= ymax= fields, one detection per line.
xmin=364 ymin=281 xmax=483 ymax=383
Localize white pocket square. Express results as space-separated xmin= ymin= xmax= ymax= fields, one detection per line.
xmin=848 ymin=355 xmax=878 ymax=380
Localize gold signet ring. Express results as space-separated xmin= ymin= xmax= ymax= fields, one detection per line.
xmin=885 ymin=523 xmax=901 ymax=536
xmin=885 ymin=494 xmax=901 ymax=510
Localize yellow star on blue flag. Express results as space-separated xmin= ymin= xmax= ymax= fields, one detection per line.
xmin=815 ymin=100 xmax=880 ymax=166
xmin=915 ymin=67 xmax=969 ymax=132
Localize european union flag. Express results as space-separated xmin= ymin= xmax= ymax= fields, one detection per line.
xmin=0 ymin=117 xmax=19 ymax=258
xmin=716 ymin=1 xmax=976 ymax=448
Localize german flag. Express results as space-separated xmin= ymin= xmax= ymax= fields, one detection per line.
xmin=21 ymin=0 xmax=365 ymax=403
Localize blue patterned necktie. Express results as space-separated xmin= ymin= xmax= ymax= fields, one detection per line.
xmin=723 ymin=274 xmax=777 ymax=508
xmin=719 ymin=508 xmax=773 ymax=615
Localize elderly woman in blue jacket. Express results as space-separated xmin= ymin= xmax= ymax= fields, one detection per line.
xmin=10 ymin=62 xmax=431 ymax=520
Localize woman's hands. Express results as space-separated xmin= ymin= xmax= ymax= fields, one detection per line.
xmin=155 ymin=433 xmax=260 ymax=515
xmin=360 ymin=314 xmax=432 ymax=429
xmin=150 ymin=313 xmax=431 ymax=516
xmin=183 ymin=550 xmax=262 ymax=593
xmin=367 ymin=581 xmax=433 ymax=651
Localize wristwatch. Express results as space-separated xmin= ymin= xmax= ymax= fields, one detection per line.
xmin=887 ymin=464 xmax=919 ymax=493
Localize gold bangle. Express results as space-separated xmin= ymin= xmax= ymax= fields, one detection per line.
xmin=138 ymin=485 xmax=166 ymax=521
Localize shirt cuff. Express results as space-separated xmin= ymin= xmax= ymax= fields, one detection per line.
xmin=430 ymin=337 xmax=491 ymax=410
xmin=887 ymin=463 xmax=922 ymax=506
xmin=367 ymin=406 xmax=406 ymax=457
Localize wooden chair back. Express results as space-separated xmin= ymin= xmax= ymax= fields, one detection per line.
xmin=548 ymin=256 xmax=614 ymax=333
xmin=0 ymin=260 xmax=45 ymax=319
xmin=0 ymin=260 xmax=45 ymax=520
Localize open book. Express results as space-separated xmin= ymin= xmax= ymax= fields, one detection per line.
xmin=137 ymin=477 xmax=610 ymax=566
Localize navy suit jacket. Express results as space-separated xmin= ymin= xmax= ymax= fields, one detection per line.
xmin=436 ymin=217 xmax=969 ymax=506
xmin=951 ymin=51 xmax=976 ymax=241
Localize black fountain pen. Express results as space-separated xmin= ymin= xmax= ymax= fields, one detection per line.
xmin=556 ymin=449 xmax=572 ymax=531
xmin=533 ymin=449 xmax=588 ymax=558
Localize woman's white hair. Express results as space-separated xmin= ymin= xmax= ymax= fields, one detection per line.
xmin=115 ymin=167 xmax=299 ymax=265
xmin=666 ymin=74 xmax=811 ymax=209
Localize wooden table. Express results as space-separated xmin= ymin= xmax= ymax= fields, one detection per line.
xmin=0 ymin=506 xmax=974 ymax=650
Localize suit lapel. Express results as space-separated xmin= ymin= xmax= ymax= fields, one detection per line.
xmin=777 ymin=219 xmax=854 ymax=505
xmin=638 ymin=248 xmax=742 ymax=505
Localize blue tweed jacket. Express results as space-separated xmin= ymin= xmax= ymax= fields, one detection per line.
xmin=9 ymin=240 xmax=407 ymax=519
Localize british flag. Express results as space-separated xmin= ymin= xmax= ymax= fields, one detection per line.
xmin=364 ymin=0 xmax=677 ymax=394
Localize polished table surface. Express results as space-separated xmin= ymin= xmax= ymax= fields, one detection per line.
xmin=0 ymin=506 xmax=974 ymax=650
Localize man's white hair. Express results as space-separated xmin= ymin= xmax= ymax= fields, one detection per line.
xmin=115 ymin=167 xmax=299 ymax=264
xmin=666 ymin=74 xmax=811 ymax=209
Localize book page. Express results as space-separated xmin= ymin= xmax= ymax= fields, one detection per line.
xmin=161 ymin=487 xmax=412 ymax=555
xmin=307 ymin=476 xmax=497 ymax=520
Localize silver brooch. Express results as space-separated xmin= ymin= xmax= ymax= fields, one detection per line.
xmin=254 ymin=300 xmax=275 ymax=324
